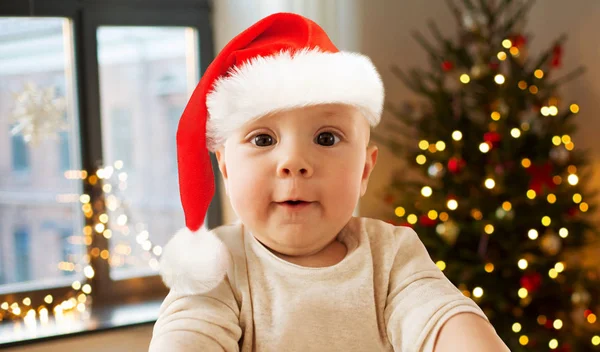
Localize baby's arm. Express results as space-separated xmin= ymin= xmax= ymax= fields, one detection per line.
xmin=149 ymin=279 xmax=242 ymax=352
xmin=383 ymin=226 xmax=508 ymax=352
xmin=433 ymin=312 xmax=508 ymax=352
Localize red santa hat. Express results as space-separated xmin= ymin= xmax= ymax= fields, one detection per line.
xmin=160 ymin=12 xmax=384 ymax=294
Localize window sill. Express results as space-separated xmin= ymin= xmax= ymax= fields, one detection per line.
xmin=0 ymin=299 xmax=162 ymax=348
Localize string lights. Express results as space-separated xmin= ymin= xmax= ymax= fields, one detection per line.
xmin=0 ymin=161 xmax=162 ymax=326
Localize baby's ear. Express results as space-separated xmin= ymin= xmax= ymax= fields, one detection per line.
xmin=215 ymin=148 xmax=229 ymax=195
xmin=360 ymin=145 xmax=378 ymax=196
xmin=215 ymin=147 xmax=228 ymax=180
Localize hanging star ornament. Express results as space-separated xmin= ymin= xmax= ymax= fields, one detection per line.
xmin=9 ymin=82 xmax=68 ymax=146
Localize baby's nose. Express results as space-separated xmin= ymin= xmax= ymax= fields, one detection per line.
xmin=279 ymin=166 xmax=310 ymax=177
xmin=277 ymin=150 xmax=313 ymax=178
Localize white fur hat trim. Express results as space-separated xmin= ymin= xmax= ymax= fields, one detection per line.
xmin=205 ymin=48 xmax=384 ymax=151
xmin=159 ymin=227 xmax=231 ymax=295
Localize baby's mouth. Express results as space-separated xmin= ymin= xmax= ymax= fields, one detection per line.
xmin=277 ymin=200 xmax=314 ymax=209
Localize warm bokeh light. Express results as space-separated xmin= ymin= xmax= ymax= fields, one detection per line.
xmin=421 ymin=186 xmax=433 ymax=197
xmin=447 ymin=199 xmax=458 ymax=210
xmin=528 ymin=229 xmax=539 ymax=240
xmin=518 ymin=259 xmax=528 ymax=270
xmin=395 ymin=207 xmax=406 ymax=217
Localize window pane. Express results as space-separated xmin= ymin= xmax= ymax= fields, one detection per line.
xmin=0 ymin=18 xmax=85 ymax=291
xmin=97 ymin=26 xmax=197 ymax=279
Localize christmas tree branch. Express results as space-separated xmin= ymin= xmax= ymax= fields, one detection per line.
xmin=383 ymin=119 xmax=418 ymax=140
xmin=427 ymin=20 xmax=447 ymax=47
xmin=383 ymin=101 xmax=420 ymax=127
xmin=530 ymin=34 xmax=567 ymax=71
xmin=495 ymin=0 xmax=516 ymax=22
xmin=444 ymin=0 xmax=464 ymax=28
xmin=427 ymin=21 xmax=457 ymax=57
xmin=476 ymin=0 xmax=493 ymax=20
xmin=548 ymin=66 xmax=586 ymax=89
xmin=411 ymin=30 xmax=442 ymax=61
xmin=501 ymin=0 xmax=535 ymax=34
xmin=409 ymin=68 xmax=434 ymax=96
xmin=391 ymin=65 xmax=419 ymax=93
xmin=460 ymin=0 xmax=475 ymax=11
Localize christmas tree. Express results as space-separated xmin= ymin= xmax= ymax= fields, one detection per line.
xmin=382 ymin=0 xmax=600 ymax=350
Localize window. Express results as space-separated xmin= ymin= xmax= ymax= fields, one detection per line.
xmin=108 ymin=107 xmax=133 ymax=170
xmin=0 ymin=17 xmax=84 ymax=293
xmin=11 ymin=133 xmax=29 ymax=172
xmin=59 ymin=226 xmax=78 ymax=277
xmin=0 ymin=231 xmax=4 ymax=285
xmin=168 ymin=104 xmax=185 ymax=173
xmin=58 ymin=130 xmax=70 ymax=172
xmin=0 ymin=1 xmax=216 ymax=344
xmin=97 ymin=26 xmax=194 ymax=280
xmin=13 ymin=227 xmax=31 ymax=283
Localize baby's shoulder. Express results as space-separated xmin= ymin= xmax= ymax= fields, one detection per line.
xmin=210 ymin=221 xmax=244 ymax=243
xmin=357 ymin=216 xmax=421 ymax=250
xmin=209 ymin=222 xmax=247 ymax=262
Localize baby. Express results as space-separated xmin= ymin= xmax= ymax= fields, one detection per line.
xmin=149 ymin=13 xmax=508 ymax=352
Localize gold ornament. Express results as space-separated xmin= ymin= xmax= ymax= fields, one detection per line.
xmin=436 ymin=220 xmax=460 ymax=245
xmin=571 ymin=285 xmax=592 ymax=306
xmin=470 ymin=63 xmax=489 ymax=79
xmin=541 ymin=231 xmax=562 ymax=256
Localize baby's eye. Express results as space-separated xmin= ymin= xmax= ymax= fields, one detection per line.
xmin=315 ymin=132 xmax=340 ymax=146
xmin=252 ymin=134 xmax=275 ymax=147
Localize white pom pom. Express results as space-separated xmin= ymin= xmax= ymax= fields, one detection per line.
xmin=159 ymin=227 xmax=231 ymax=295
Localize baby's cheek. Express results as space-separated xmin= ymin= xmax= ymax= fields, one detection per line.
xmin=325 ymin=169 xmax=361 ymax=210
xmin=229 ymin=172 xmax=267 ymax=217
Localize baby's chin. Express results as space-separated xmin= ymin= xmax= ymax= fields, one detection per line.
xmin=256 ymin=227 xmax=338 ymax=256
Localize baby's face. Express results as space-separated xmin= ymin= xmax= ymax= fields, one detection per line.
xmin=216 ymin=104 xmax=378 ymax=257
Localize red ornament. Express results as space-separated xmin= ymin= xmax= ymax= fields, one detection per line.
xmin=483 ymin=132 xmax=502 ymax=148
xmin=510 ymin=34 xmax=527 ymax=48
xmin=544 ymin=319 xmax=554 ymax=329
xmin=520 ymin=272 xmax=542 ymax=292
xmin=556 ymin=343 xmax=571 ymax=352
xmin=448 ymin=157 xmax=466 ymax=174
xmin=419 ymin=214 xmax=437 ymax=227
xmin=584 ymin=309 xmax=593 ymax=318
xmin=441 ymin=60 xmax=454 ymax=71
xmin=551 ymin=45 xmax=563 ymax=68
xmin=567 ymin=206 xmax=579 ymax=217
xmin=488 ymin=62 xmax=499 ymax=71
xmin=526 ymin=162 xmax=556 ymax=194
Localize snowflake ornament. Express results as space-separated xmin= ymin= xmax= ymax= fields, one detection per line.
xmin=9 ymin=82 xmax=68 ymax=146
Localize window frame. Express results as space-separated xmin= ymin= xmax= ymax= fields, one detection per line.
xmin=0 ymin=0 xmax=219 ymax=309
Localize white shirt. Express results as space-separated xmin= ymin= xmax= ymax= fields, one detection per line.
xmin=149 ymin=217 xmax=491 ymax=352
